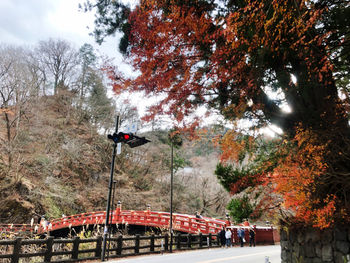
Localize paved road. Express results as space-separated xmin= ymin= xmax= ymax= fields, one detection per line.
xmin=104 ymin=245 xmax=281 ymax=263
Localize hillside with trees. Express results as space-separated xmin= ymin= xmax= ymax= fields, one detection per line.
xmin=0 ymin=40 xmax=230 ymax=224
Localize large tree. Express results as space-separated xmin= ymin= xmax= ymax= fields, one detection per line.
xmin=0 ymin=45 xmax=34 ymax=182
xmin=36 ymin=38 xmax=79 ymax=95
xmin=86 ymin=0 xmax=350 ymax=228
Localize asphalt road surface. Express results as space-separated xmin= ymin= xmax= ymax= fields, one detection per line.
xmin=104 ymin=245 xmax=281 ymax=263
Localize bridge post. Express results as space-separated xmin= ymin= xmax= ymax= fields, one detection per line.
xmin=135 ymin=234 xmax=140 ymax=254
xmin=11 ymin=237 xmax=22 ymax=263
xmin=164 ymin=234 xmax=169 ymax=251
xmin=72 ymin=236 xmax=80 ymax=260
xmin=117 ymin=235 xmax=123 ymax=255
xmin=145 ymin=204 xmax=151 ymax=223
xmin=187 ymin=233 xmax=192 ymax=248
xmin=115 ymin=201 xmax=121 ymax=222
xmin=44 ymin=236 xmax=54 ymax=262
xmin=199 ymin=233 xmax=203 ymax=248
xmin=95 ymin=236 xmax=103 ymax=258
xmin=150 ymin=234 xmax=155 ymax=252
xmin=209 ymin=233 xmax=212 ymax=248
xmin=176 ymin=233 xmax=181 ymax=250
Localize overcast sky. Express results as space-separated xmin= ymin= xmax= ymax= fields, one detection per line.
xmin=0 ymin=0 xmax=137 ymax=60
xmin=0 ymin=0 xmax=162 ymax=124
xmin=0 ymin=0 xmax=278 ymax=134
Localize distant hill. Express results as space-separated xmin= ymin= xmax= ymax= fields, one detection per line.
xmin=0 ymin=93 xmax=229 ymax=224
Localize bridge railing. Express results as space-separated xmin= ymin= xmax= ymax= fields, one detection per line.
xmin=0 ymin=224 xmax=34 ymax=234
xmin=48 ymin=211 xmax=106 ymax=231
xmin=117 ymin=211 xmax=226 ymax=234
xmin=0 ymin=210 xmax=227 ymax=235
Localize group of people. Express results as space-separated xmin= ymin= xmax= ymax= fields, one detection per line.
xmin=219 ymin=226 xmax=256 ymax=248
xmin=195 ymin=212 xmax=257 ymax=248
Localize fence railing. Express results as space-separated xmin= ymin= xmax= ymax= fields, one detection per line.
xmin=0 ymin=233 xmax=221 ymax=263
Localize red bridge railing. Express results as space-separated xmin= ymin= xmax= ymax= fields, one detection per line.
xmin=47 ymin=209 xmax=227 ymax=235
xmin=0 ymin=209 xmax=280 ymax=244
xmin=0 ymin=209 xmax=227 ymax=235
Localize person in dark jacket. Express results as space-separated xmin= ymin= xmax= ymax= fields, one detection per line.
xmin=219 ymin=226 xmax=226 ymax=247
xmin=249 ymin=227 xmax=256 ymax=247
xmin=195 ymin=211 xmax=203 ymax=219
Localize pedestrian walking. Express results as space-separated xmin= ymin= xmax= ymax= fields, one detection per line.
xmin=225 ymin=228 xmax=232 ymax=248
xmin=41 ymin=217 xmax=48 ymax=231
xmin=249 ymin=227 xmax=256 ymax=247
xmin=238 ymin=227 xmax=245 ymax=247
xmin=219 ymin=227 xmax=226 ymax=247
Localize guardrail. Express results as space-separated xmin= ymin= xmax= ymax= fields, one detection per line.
xmin=0 ymin=233 xmax=221 ymax=263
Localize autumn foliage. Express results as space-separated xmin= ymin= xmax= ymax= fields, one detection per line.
xmin=89 ymin=0 xmax=350 ymax=228
xmin=268 ymin=128 xmax=342 ymax=228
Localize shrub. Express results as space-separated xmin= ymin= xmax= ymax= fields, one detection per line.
xmin=227 ymin=195 xmax=253 ymax=223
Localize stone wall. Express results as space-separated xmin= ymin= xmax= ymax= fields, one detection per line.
xmin=280 ymin=226 xmax=350 ymax=263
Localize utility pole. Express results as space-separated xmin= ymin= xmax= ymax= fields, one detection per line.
xmin=101 ymin=117 xmax=150 ymax=261
xmin=101 ymin=116 xmax=119 ymax=261
xmin=107 ymin=181 xmax=117 ymax=260
xmin=169 ymin=140 xmax=174 ymax=253
xmin=168 ymin=131 xmax=182 ymax=253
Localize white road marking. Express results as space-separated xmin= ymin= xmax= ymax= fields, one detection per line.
xmin=197 ymin=251 xmax=279 ymax=263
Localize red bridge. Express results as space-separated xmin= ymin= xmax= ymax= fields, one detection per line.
xmin=0 ymin=208 xmax=279 ymax=244
xmin=0 ymin=208 xmax=226 ymax=235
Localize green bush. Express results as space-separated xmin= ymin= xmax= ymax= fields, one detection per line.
xmin=227 ymin=195 xmax=253 ymax=223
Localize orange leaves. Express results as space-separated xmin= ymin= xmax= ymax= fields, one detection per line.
xmin=219 ymin=130 xmax=247 ymax=163
xmin=218 ymin=125 xmax=345 ymax=228
xmin=269 ymin=127 xmax=338 ymax=228
xmin=313 ymin=195 xmax=337 ymax=228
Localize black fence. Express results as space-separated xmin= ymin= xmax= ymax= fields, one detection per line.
xmin=0 ymin=233 xmax=220 ymax=263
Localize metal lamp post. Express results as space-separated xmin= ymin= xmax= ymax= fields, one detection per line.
xmin=101 ymin=117 xmax=119 ymax=261
xmin=168 ymin=131 xmax=182 ymax=253
xmin=106 ymin=181 xmax=118 ymax=260
xmin=169 ymin=140 xmax=174 ymax=253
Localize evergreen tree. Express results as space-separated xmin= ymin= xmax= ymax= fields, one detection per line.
xmin=227 ymin=196 xmax=254 ymax=224
xmin=87 ymin=72 xmax=115 ymax=131
xmin=78 ymin=43 xmax=97 ymax=105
